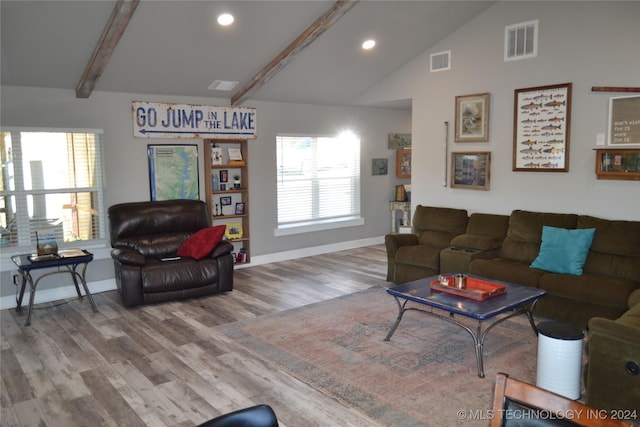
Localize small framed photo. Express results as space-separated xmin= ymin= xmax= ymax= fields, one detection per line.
xmin=219 ymin=170 xmax=228 ymax=182
xmin=455 ymin=93 xmax=490 ymax=142
xmin=220 ymin=196 xmax=232 ymax=206
xmin=396 ymin=149 xmax=411 ymax=178
xmin=235 ymin=202 xmax=245 ymax=215
xmin=372 ymin=158 xmax=388 ymax=176
xmin=608 ymin=95 xmax=640 ymax=146
xmin=451 ymin=151 xmax=491 ymax=191
xmin=225 ymin=222 xmax=243 ymax=240
xmin=219 ymin=183 xmax=227 ymax=191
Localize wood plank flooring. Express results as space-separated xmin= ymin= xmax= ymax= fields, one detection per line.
xmin=1 ymin=245 xmax=390 ymax=427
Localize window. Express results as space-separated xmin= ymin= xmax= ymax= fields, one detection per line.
xmin=276 ymin=132 xmax=362 ymax=235
xmin=0 ymin=129 xmax=106 ymax=251
xmin=504 ymin=19 xmax=538 ymax=61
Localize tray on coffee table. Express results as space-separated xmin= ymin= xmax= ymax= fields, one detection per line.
xmin=430 ymin=275 xmax=507 ymax=301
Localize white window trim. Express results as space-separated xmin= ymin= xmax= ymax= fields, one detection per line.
xmin=274 ymin=216 xmax=364 ymax=237
xmin=0 ymin=127 xmax=107 ymax=256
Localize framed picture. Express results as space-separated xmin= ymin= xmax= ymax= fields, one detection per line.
xmin=147 ymin=144 xmax=199 ymax=201
xmin=235 ymin=202 xmax=245 ymax=215
xmin=513 ymin=83 xmax=572 ymax=172
xmin=219 ymin=169 xmax=228 ymax=182
xmin=455 ymin=93 xmax=490 ymax=142
xmin=211 ymin=146 xmax=223 ymax=165
xmin=388 ymin=133 xmax=412 ymax=149
xmin=372 ymin=158 xmax=388 ymax=176
xmin=451 ymin=152 xmax=491 ymax=191
xmin=396 ymin=149 xmax=411 ymax=178
xmin=225 ymin=222 xmax=243 ymax=240
xmin=608 ymin=95 xmax=640 ymax=146
xmin=220 ymin=196 xmax=232 ymax=206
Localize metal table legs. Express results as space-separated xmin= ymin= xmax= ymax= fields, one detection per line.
xmin=384 ymin=296 xmax=539 ymax=378
xmin=16 ymin=262 xmax=98 ymax=326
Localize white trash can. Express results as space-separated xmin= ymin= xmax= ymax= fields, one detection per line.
xmin=536 ymin=320 xmax=584 ymax=400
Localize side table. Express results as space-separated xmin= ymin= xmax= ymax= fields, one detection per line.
xmin=11 ymin=249 xmax=98 ymax=326
xmin=389 ymin=201 xmax=411 ymax=233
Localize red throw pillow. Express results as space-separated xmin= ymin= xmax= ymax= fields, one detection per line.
xmin=176 ymin=225 xmax=226 ymax=260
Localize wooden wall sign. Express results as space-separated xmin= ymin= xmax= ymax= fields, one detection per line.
xmin=133 ymin=101 xmax=257 ymax=139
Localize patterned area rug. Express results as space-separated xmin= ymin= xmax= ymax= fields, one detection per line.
xmin=222 ymin=287 xmax=539 ymax=426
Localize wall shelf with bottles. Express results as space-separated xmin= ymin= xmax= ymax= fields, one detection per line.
xmin=204 ymin=139 xmax=250 ymax=265
xmin=594 ymin=148 xmax=640 ymax=181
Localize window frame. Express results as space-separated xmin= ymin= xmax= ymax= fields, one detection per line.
xmin=0 ymin=127 xmax=107 ymax=254
xmin=274 ymin=133 xmax=363 ymax=237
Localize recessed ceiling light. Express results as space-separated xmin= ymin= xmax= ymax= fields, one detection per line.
xmin=362 ymin=39 xmax=376 ymax=50
xmin=217 ymin=13 xmax=234 ymax=26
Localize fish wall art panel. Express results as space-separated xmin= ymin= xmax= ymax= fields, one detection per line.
xmin=513 ymin=83 xmax=572 ymax=172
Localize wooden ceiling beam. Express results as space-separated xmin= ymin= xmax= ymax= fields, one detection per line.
xmin=231 ymin=0 xmax=359 ymax=106
xmin=76 ymin=0 xmax=139 ymax=98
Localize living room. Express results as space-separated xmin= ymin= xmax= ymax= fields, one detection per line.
xmin=1 ymin=1 xmax=639 ymax=425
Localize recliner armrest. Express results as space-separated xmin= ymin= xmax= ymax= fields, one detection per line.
xmin=111 ymin=248 xmax=147 ymax=266
xmin=209 ymin=240 xmax=234 ymax=258
xmin=450 ymin=234 xmax=503 ymax=251
xmin=385 ymin=233 xmax=419 ymax=257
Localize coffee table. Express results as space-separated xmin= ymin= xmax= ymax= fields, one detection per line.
xmin=384 ymin=274 xmax=546 ymax=378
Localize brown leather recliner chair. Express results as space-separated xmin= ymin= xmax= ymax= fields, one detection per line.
xmin=108 ymin=199 xmax=234 ymax=307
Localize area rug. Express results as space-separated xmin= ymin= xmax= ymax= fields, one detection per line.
xmin=222 ymin=287 xmax=539 ymax=426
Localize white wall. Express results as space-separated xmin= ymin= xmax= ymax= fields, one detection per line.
xmin=358 ymin=1 xmax=640 ymax=221
xmin=0 ymin=87 xmax=410 ymax=302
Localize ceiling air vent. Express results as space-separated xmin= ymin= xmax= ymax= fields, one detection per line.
xmin=505 ymin=19 xmax=538 ymax=61
xmin=430 ymin=50 xmax=451 ymax=72
xmin=208 ymin=80 xmax=239 ymax=91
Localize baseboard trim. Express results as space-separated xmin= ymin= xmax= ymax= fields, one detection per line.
xmin=0 ymin=279 xmax=116 ymax=311
xmin=0 ymin=236 xmax=385 ymax=309
xmin=239 ymin=236 xmax=385 ymax=268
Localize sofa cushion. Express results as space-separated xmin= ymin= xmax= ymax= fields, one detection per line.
xmin=141 ymin=258 xmax=219 ymax=293
xmin=578 ymin=215 xmax=640 ymax=282
xmin=117 ymin=232 xmax=191 ymax=258
xmin=538 ymin=273 xmax=637 ymax=311
xmin=501 ymin=210 xmax=578 ymax=263
xmin=530 ymin=226 xmax=595 ymax=275
xmin=177 ymin=225 xmax=226 ymax=260
xmin=451 ymin=234 xmax=503 ymax=251
xmin=412 ymin=205 xmax=468 ymax=247
xmin=469 ymin=257 xmax=544 ymax=288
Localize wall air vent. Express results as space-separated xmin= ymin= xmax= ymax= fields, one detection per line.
xmin=505 ymin=19 xmax=538 ymax=61
xmin=430 ymin=50 xmax=451 ymax=72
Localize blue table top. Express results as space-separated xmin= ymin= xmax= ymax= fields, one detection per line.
xmin=11 ymin=250 xmax=93 ymax=271
xmin=387 ymin=274 xmax=546 ymax=321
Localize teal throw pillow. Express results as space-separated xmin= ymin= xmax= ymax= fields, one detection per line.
xmin=530 ymin=226 xmax=596 ymax=275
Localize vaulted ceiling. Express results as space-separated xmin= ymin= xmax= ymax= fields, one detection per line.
xmin=1 ymin=1 xmax=495 ymax=109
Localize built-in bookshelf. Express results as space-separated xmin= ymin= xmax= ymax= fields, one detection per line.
xmin=204 ymin=139 xmax=250 ymax=264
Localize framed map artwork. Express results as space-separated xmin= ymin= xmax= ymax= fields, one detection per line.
xmin=148 ymin=144 xmax=199 ymax=201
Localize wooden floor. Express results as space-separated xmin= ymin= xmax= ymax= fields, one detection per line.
xmin=1 ymin=245 xmax=390 ymax=427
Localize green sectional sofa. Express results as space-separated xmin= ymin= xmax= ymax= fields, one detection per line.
xmin=385 ymin=205 xmax=640 ymax=413
xmin=585 ymin=289 xmax=640 ymax=413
